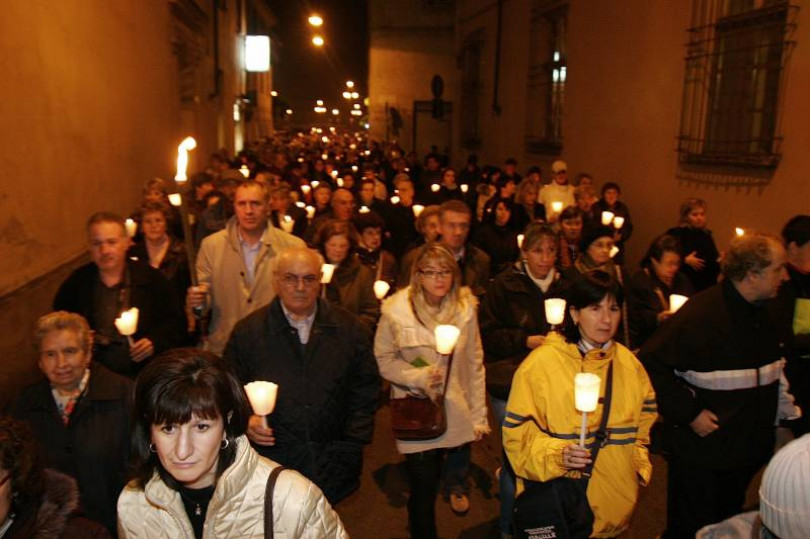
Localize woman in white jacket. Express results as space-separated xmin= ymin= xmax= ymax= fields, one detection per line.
xmin=117 ymin=348 xmax=347 ymax=538
xmin=375 ymin=243 xmax=489 ymax=539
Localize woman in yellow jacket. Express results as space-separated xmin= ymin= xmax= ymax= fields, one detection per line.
xmin=503 ymin=270 xmax=657 ymax=538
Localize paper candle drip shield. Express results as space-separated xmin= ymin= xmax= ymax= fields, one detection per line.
xmin=373 ymin=280 xmax=390 ymax=300
xmin=390 ymin=195 xmax=400 ymax=205
xmin=517 ymin=234 xmax=525 ymax=249
xmin=125 ymin=219 xmax=138 ymax=238
xmin=460 ymin=184 xmax=469 ymax=193
xmin=431 ymin=184 xmax=440 ymax=192
xmin=412 ymin=205 xmax=425 ymax=218
xmin=574 ymin=373 xmax=601 ymax=412
xmin=551 ymin=201 xmax=563 ymax=213
xmin=168 ymin=193 xmax=182 ymax=207
xmin=244 ymin=381 xmax=278 ymax=416
xmin=669 ymin=294 xmax=688 ymax=313
xmin=434 ymin=325 xmax=461 ymax=355
xmin=612 ymin=216 xmax=625 ymax=229
xmin=305 ymin=206 xmax=316 ymax=219
xmin=321 ymin=263 xmax=336 ymax=284
xmin=544 ymin=298 xmax=566 ymax=326
xmin=601 ymin=211 xmax=615 ymax=226
xmin=114 ymin=308 xmax=139 ymax=346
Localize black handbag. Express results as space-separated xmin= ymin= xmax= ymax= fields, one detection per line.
xmin=512 ymin=361 xmax=614 ymax=539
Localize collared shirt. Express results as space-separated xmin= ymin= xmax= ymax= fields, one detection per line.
xmin=238 ymin=228 xmax=265 ymax=286
xmin=578 ymin=338 xmax=613 ymax=356
xmin=281 ymin=302 xmax=317 ymax=344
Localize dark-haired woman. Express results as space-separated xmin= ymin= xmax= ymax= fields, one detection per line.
xmin=503 ymin=271 xmax=657 ymax=537
xmin=472 ymin=197 xmax=520 ymax=276
xmin=0 ymin=417 xmax=111 ymax=538
xmin=627 ymin=235 xmax=693 ymax=349
xmin=117 ymin=348 xmax=347 ymax=538
xmin=592 ymin=182 xmax=633 ymax=265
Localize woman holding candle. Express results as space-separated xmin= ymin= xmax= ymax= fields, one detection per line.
xmin=503 ymin=271 xmax=657 ymax=538
xmin=375 ymin=243 xmax=489 ymax=538
xmin=666 ymin=197 xmax=721 ymax=292
xmin=592 ymin=182 xmax=633 ymax=265
xmin=315 ymin=219 xmax=379 ymax=331
xmin=117 ymin=348 xmax=347 ymax=538
xmin=354 ymin=212 xmax=399 ymax=291
xmin=10 ymin=312 xmax=132 ymax=534
xmin=627 ymin=234 xmax=693 ymax=349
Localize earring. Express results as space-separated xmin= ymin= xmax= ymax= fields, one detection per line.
xmin=149 ymin=443 xmax=157 ymax=453
xmin=220 ymin=438 xmax=229 ymax=450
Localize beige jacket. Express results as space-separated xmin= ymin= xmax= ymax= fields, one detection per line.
xmin=197 ymin=217 xmax=305 ymax=355
xmin=374 ymin=287 xmax=488 ymax=454
xmin=117 ymin=436 xmax=348 ymax=538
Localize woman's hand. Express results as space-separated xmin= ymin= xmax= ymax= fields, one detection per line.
xmin=130 ymin=338 xmax=154 ymax=362
xmin=684 ymin=251 xmax=705 ymax=270
xmin=473 ymin=425 xmax=490 ymax=441
xmin=424 ymin=366 xmax=446 ymax=401
xmin=562 ymin=443 xmax=592 ymax=470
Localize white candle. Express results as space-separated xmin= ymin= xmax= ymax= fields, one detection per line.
xmin=336 ymin=178 xmax=344 ymax=187
xmin=609 ymin=245 xmax=620 ymax=258
xmin=331 ymin=170 xmax=339 ymax=178
xmin=373 ymin=280 xmax=390 ymax=300
xmin=434 ymin=325 xmax=461 ymax=355
xmin=239 ymin=165 xmax=250 ymax=178
xmin=574 ymin=372 xmax=601 ymax=447
xmin=669 ymin=294 xmax=688 ymax=313
xmin=601 ymin=211 xmax=615 ymax=226
xmin=125 ymin=218 xmax=137 ymax=238
xmin=168 ymin=193 xmax=182 ymax=207
xmin=311 ymin=180 xmax=320 ymax=189
xmin=174 ymin=137 xmax=197 ymax=183
xmin=301 ymin=185 xmax=311 ymax=196
xmin=612 ymin=216 xmax=625 ymax=229
xmin=544 ymin=298 xmax=566 ymax=326
xmin=244 ymin=381 xmax=278 ymax=429
xmin=517 ymin=234 xmax=524 ymax=249
xmin=735 ymin=227 xmax=745 ymax=237
xmin=412 ymin=205 xmax=425 ymax=218
xmin=390 ymin=195 xmax=401 ymax=205
xmin=431 ymin=184 xmax=440 ymax=193
xmin=460 ymin=184 xmax=469 ymax=194
xmin=352 ymin=165 xmax=358 ymax=172
xmin=551 ymin=201 xmax=563 ymax=214
xmin=280 ymin=215 xmax=294 ymax=233
xmin=321 ymin=263 xmax=335 ymax=283
xmin=295 ymin=201 xmax=306 ymax=209
xmin=359 ymin=206 xmax=370 ymax=214
xmin=306 ymin=205 xmax=316 ymax=219
xmin=114 ymin=307 xmax=140 ymax=346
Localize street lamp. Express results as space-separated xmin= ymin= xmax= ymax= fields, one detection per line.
xmin=312 ymin=35 xmax=324 ymax=47
xmin=308 ymin=15 xmax=323 ymax=27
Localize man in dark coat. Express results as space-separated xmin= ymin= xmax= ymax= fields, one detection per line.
xmin=640 ymin=232 xmax=798 ymax=538
xmin=53 ymin=212 xmax=185 ymax=378
xmin=224 ymin=247 xmax=380 ymax=504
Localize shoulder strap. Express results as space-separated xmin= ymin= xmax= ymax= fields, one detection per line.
xmin=264 ymin=466 xmax=286 ymax=539
xmin=582 ymin=360 xmax=614 ymax=481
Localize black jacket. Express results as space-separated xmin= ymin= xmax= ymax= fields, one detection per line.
xmin=640 ymin=281 xmax=789 ymax=470
xmin=11 ymin=365 xmax=132 ymax=533
xmin=224 ymin=297 xmax=380 ymax=504
xmin=479 ymin=263 xmax=570 ymax=400
xmin=627 ymin=268 xmax=693 ymax=349
xmin=53 ymin=260 xmax=186 ymax=377
xmin=666 ymin=225 xmax=721 ymax=292
xmin=127 ymin=237 xmax=191 ymax=308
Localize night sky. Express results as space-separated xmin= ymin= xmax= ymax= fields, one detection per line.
xmin=270 ymin=0 xmax=369 ymax=125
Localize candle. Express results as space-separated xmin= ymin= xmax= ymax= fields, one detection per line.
xmin=174 ymin=137 xmax=197 ymax=183
xmin=669 ymin=294 xmax=688 ymax=313
xmin=359 ymin=206 xmax=370 ymax=214
xmin=517 ymin=234 xmax=525 ymax=249
xmin=321 ymin=263 xmax=335 ymax=284
xmin=574 ymin=372 xmax=601 ymax=447
xmin=412 ymin=205 xmax=425 ymax=218
xmin=551 ymin=201 xmax=563 ymax=213
xmin=311 ymin=180 xmax=320 ymax=189
xmin=460 ymin=184 xmax=469 ymax=194
xmin=544 ymin=298 xmax=566 ymax=326
xmin=390 ymin=195 xmax=401 ymax=205
xmin=431 ymin=184 xmax=440 ymax=193
xmin=280 ymin=215 xmax=294 ymax=233
xmin=373 ymin=280 xmax=390 ymax=300
xmin=612 ymin=216 xmax=625 ymax=229
xmin=295 ymin=201 xmax=306 ymax=209
xmin=125 ymin=218 xmax=137 ymax=238
xmin=331 ymin=170 xmax=339 ymax=178
xmin=168 ymin=193 xmax=182 ymax=207
xmin=352 ymin=165 xmax=358 ymax=172
xmin=434 ymin=325 xmax=461 ymax=355
xmin=337 ymin=178 xmax=344 ymax=187
xmin=306 ymin=205 xmax=316 ymax=219
xmin=601 ymin=211 xmax=615 ymax=226
xmin=114 ymin=307 xmax=140 ymax=346
xmin=735 ymin=227 xmax=745 ymax=237
xmin=244 ymin=381 xmax=278 ymax=429
xmin=301 ymin=185 xmax=311 ymax=196
xmin=239 ymin=165 xmax=250 ymax=178
xmin=609 ymin=245 xmax=620 ymax=258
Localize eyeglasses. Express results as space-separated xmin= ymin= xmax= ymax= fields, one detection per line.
xmin=280 ymin=274 xmax=320 ymax=287
xmin=555 ymin=170 xmax=567 ymax=175
xmin=419 ymin=269 xmax=453 ymax=280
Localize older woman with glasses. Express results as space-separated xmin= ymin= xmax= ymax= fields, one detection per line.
xmin=10 ymin=311 xmax=131 ymax=534
xmin=375 ymin=243 xmax=489 ymax=539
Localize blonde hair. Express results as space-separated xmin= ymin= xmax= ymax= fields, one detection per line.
xmin=34 ymin=311 xmax=92 ymax=354
xmin=408 ymin=243 xmax=470 ymax=329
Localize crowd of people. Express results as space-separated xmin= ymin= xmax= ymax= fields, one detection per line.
xmin=2 ymin=128 xmax=809 ymax=538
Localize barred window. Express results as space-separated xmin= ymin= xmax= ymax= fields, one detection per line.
xmin=677 ymin=0 xmax=798 ymax=169
xmin=525 ymin=1 xmax=567 ymax=155
xmin=460 ymin=30 xmax=484 ymax=150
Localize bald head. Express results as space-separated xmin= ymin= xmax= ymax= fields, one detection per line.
xmin=274 ymin=247 xmax=323 ymax=318
xmin=331 ymin=188 xmax=355 ymax=221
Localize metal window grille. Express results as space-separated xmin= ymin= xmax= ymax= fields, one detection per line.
xmin=677 ymin=0 xmax=798 ymax=169
xmin=525 ymin=1 xmax=567 ymax=155
xmin=460 ymin=30 xmax=484 ymax=149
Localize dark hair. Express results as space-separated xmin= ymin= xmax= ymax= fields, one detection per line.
xmin=191 ymin=172 xmax=214 ymax=189
xmin=505 ymin=157 xmax=518 ymax=166
xmin=315 ymin=219 xmax=359 ymax=253
xmin=130 ymin=348 xmax=251 ymax=490
xmin=782 ymin=215 xmax=810 ymax=248
xmin=139 ymin=201 xmax=171 ymax=221
xmin=0 ymin=417 xmax=45 ymax=514
xmin=485 ymin=196 xmax=514 ymax=226
xmin=575 ymin=173 xmax=593 ymax=185
xmin=641 ymin=234 xmax=682 ymax=268
xmin=562 ymin=270 xmax=624 ymax=343
xmin=601 ymin=182 xmax=621 ymax=196
xmin=559 ymin=205 xmax=583 ymax=222
xmin=353 ymin=212 xmax=385 ymax=234
xmin=439 ymin=199 xmax=471 ymax=219
xmin=86 ymin=211 xmax=126 ymax=235
xmin=526 ymin=165 xmax=541 ymax=176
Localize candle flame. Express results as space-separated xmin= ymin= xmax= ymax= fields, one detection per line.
xmin=174 ymin=137 xmax=197 ymax=183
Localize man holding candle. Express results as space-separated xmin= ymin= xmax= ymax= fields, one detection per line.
xmin=537 ymin=160 xmax=575 ymax=222
xmin=54 ymin=212 xmax=185 ymax=377
xmin=640 ymin=232 xmax=798 ymax=538
xmin=189 ymin=180 xmax=305 ymax=356
xmin=223 ymin=247 xmax=380 ymax=504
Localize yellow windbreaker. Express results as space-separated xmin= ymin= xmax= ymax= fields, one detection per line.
xmin=502 ymin=332 xmax=657 ymax=538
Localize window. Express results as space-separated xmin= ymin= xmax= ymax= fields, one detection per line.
xmin=525 ymin=1 xmax=567 ymax=155
xmin=677 ymin=0 xmax=798 ymax=169
xmin=460 ymin=30 xmax=484 ymax=150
